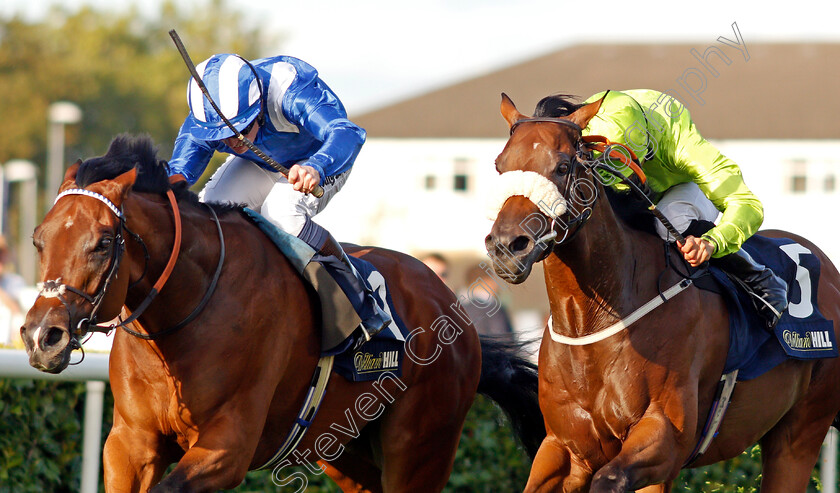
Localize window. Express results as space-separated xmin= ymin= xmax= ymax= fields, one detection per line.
xmin=453 ymin=157 xmax=471 ymax=192
xmin=424 ymin=175 xmax=436 ymax=190
xmin=825 ymin=175 xmax=835 ymax=193
xmin=789 ymin=159 xmax=807 ymax=193
xmin=453 ymin=174 xmax=468 ymax=191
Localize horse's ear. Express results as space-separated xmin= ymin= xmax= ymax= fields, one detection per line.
xmin=501 ymin=93 xmax=527 ymax=128
xmin=113 ymin=167 xmax=138 ymax=195
xmin=99 ymin=167 xmax=138 ymax=205
xmin=58 ymin=161 xmax=82 ymax=193
xmin=567 ymin=93 xmax=607 ymax=129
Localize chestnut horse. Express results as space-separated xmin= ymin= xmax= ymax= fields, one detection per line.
xmin=20 ymin=135 xmax=543 ymax=492
xmin=485 ymin=94 xmax=840 ymax=492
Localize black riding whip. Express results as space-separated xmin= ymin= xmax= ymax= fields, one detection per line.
xmin=168 ymin=29 xmax=325 ymax=198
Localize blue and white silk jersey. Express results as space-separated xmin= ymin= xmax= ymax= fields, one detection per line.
xmin=169 ymin=56 xmax=366 ymax=186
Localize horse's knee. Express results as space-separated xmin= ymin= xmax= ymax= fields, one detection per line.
xmin=102 ymin=433 xmax=123 ymax=471
xmin=103 ymin=427 xmax=170 ymax=492
xmin=103 ymin=434 xmax=132 ymax=491
xmin=524 ymin=438 xmax=582 ymax=493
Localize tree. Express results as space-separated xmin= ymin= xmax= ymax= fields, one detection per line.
xmin=0 ymin=0 xmax=276 ymax=217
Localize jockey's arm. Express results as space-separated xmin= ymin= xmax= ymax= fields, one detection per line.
xmin=284 ymin=77 xmax=366 ymax=187
xmin=581 ymin=90 xmax=762 ymax=261
xmin=168 ymin=122 xmax=217 ymax=185
xmin=673 ymin=122 xmax=764 ymax=258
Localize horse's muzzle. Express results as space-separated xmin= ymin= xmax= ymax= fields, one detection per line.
xmin=484 ymin=232 xmax=544 ymax=284
xmin=21 ymin=305 xmax=74 ymax=374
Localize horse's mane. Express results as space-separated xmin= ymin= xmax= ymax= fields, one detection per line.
xmin=76 ymin=134 xmax=173 ymax=194
xmin=75 ymin=134 xmax=237 ymax=213
xmin=533 ymin=94 xmax=585 ymax=118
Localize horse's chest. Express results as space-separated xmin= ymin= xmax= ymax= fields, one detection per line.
xmin=544 ymin=377 xmax=640 ymax=464
xmin=553 ymin=399 xmax=629 ymax=462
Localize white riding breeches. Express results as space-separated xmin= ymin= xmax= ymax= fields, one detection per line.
xmin=654 ymin=182 xmax=720 ymax=241
xmin=199 ymin=156 xmax=349 ymax=236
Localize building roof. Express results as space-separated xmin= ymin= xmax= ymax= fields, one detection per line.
xmin=353 ymin=43 xmax=840 ymax=140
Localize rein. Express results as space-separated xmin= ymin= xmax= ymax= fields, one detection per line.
xmin=119 ymin=204 xmax=225 ymax=340
xmin=41 ymin=187 xmax=223 ymax=346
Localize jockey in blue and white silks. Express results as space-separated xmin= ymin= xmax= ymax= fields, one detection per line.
xmin=169 ymin=53 xmax=390 ymax=340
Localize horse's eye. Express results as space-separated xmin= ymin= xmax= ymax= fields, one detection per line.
xmin=95 ymin=237 xmax=113 ymax=252
xmin=555 ymin=162 xmax=570 ymax=175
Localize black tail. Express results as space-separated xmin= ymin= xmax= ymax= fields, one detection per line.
xmin=477 ymin=337 xmax=546 ymax=459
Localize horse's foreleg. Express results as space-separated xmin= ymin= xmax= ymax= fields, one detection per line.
xmin=150 ymin=413 xmax=261 ymax=492
xmin=151 ymin=442 xmax=251 ymax=492
xmin=103 ymin=415 xmax=173 ymax=492
xmin=589 ymin=414 xmax=678 ymax=493
xmin=524 ymin=435 xmax=587 ymax=493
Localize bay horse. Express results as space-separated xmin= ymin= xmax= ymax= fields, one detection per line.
xmin=20 ymin=135 xmax=544 ymax=492
xmin=485 ymin=94 xmax=840 ymax=492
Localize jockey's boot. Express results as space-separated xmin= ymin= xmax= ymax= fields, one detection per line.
xmin=307 ymin=227 xmax=391 ymax=341
xmin=712 ymin=249 xmax=789 ymax=329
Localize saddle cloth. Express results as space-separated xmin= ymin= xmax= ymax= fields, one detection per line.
xmin=242 ymin=209 xmax=407 ymax=382
xmin=701 ymin=235 xmax=838 ymax=381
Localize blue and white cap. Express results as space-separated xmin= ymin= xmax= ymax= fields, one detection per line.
xmin=186 ymin=53 xmax=262 ymax=141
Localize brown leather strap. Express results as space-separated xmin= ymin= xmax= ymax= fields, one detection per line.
xmin=582 ymin=135 xmax=647 ymax=184
xmin=153 ymin=189 xmax=182 ymax=292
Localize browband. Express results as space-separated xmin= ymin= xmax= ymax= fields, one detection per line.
xmin=55 ymin=189 xmax=123 ymax=219
xmin=509 ymin=117 xmax=582 ymax=135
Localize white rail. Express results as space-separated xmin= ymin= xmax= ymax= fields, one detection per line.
xmin=0 ymin=349 xmax=109 ymax=381
xmin=824 ymin=428 xmax=838 ymax=493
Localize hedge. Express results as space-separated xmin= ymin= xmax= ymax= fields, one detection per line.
xmin=0 ymin=380 xmax=827 ymax=492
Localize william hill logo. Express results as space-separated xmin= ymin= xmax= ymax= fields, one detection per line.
xmin=353 ymin=350 xmax=400 ymax=374
xmin=783 ymin=330 xmax=833 ymax=350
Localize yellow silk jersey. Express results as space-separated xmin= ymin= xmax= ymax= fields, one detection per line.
xmin=583 ymin=89 xmax=763 ymax=257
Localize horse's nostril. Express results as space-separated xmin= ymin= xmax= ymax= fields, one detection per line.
xmin=509 ymin=236 xmax=531 ymax=254
xmin=44 ymin=327 xmax=64 ymax=347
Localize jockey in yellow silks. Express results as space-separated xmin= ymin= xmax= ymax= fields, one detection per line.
xmin=537 ymin=89 xmax=787 ymax=327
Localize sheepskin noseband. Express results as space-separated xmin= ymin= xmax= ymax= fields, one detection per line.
xmin=487 ymin=170 xmax=566 ymax=220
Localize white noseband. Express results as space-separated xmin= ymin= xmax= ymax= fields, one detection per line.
xmin=486 ymin=170 xmax=566 ymax=220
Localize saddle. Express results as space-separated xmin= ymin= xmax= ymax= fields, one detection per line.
xmin=242 ymin=209 xmax=407 ymax=382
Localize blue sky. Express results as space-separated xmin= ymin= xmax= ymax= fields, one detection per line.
xmin=3 ymin=0 xmax=838 ymax=112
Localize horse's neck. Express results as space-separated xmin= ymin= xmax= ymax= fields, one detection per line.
xmin=122 ymin=194 xmax=218 ymax=333
xmin=543 ymin=199 xmax=661 ymax=338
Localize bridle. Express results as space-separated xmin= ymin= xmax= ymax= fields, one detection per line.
xmin=39 ymin=186 xmax=225 ymax=355
xmin=507 ymin=116 xmax=650 ymax=255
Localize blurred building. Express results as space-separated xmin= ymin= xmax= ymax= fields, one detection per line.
xmin=316 ymin=42 xmax=840 ymax=341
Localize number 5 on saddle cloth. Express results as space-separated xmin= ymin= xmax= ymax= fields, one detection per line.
xmin=699 ymin=234 xmax=837 ymax=380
